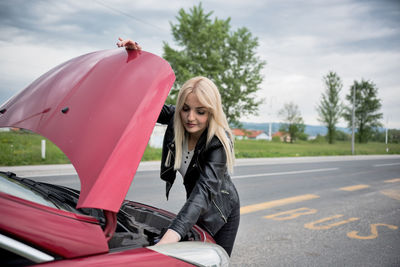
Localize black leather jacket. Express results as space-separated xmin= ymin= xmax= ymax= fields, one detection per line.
xmin=158 ymin=105 xmax=240 ymax=237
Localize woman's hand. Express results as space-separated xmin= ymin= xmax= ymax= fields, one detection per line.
xmin=155 ymin=229 xmax=180 ymax=246
xmin=116 ymin=37 xmax=142 ymax=50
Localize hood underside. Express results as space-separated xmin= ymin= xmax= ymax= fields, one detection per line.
xmin=0 ymin=49 xmax=175 ymax=212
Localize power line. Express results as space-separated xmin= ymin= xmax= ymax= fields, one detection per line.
xmin=93 ymin=0 xmax=166 ymax=32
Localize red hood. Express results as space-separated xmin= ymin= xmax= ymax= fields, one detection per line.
xmin=0 ymin=49 xmax=175 ymax=212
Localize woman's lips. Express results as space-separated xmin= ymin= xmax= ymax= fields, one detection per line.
xmin=186 ymin=123 xmax=196 ymax=128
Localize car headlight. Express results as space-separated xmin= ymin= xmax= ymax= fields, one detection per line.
xmin=148 ymin=241 xmax=229 ymax=267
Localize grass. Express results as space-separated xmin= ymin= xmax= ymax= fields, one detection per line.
xmin=0 ymin=130 xmax=70 ymax=166
xmin=1 ymin=131 xmax=399 ymax=166
xmin=234 ymin=139 xmax=400 ymax=158
xmin=141 ymin=145 xmax=162 ymax=161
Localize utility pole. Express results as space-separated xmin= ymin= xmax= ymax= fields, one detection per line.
xmin=269 ymin=121 xmax=272 ymax=141
xmin=385 ymin=116 xmax=389 ymax=153
xmin=351 ymin=85 xmax=355 ymax=155
xmin=268 ymin=96 xmax=275 ymax=141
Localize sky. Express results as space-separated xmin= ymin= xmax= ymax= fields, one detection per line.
xmin=1 ymin=0 xmax=399 ymax=129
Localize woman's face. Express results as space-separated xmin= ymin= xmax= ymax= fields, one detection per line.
xmin=180 ymin=92 xmax=209 ymax=138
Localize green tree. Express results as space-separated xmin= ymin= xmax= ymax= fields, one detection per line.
xmin=316 ymin=71 xmax=343 ymax=144
xmin=370 ymin=128 xmax=385 ymax=142
xmin=163 ymin=3 xmax=266 ymax=125
xmin=388 ymin=129 xmax=400 ymax=144
xmin=335 ymin=130 xmax=351 ymax=141
xmin=343 ymin=80 xmax=383 ymax=143
xmin=298 ymin=132 xmax=309 ymax=141
xmin=278 ymin=102 xmax=305 ymax=143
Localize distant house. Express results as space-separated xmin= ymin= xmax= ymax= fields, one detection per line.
xmin=307 ymin=135 xmax=317 ymax=140
xmin=272 ymin=131 xmax=291 ymax=142
xmin=232 ymin=129 xmax=269 ymax=140
xmin=254 ymin=132 xmax=270 ymax=140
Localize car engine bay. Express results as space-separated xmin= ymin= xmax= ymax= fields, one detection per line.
xmin=0 ymin=172 xmax=200 ymax=250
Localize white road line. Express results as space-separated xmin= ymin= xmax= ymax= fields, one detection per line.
xmin=232 ymin=168 xmax=338 ymax=179
xmin=373 ymin=163 xmax=400 ymax=167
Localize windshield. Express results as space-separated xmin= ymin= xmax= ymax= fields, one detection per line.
xmin=0 ymin=173 xmax=59 ymax=209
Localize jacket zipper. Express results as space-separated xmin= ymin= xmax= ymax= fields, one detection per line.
xmin=195 ymin=152 xmax=228 ymax=223
xmin=161 ymin=144 xmax=175 ymax=176
xmin=161 ymin=164 xmax=173 ymax=176
xmin=212 ymin=200 xmax=228 ymax=223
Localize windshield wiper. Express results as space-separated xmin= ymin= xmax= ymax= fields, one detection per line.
xmin=1 ymin=171 xmax=73 ymax=210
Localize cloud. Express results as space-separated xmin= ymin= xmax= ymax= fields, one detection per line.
xmin=241 ymin=0 xmax=400 ymax=128
xmin=0 ymin=0 xmax=399 ymax=129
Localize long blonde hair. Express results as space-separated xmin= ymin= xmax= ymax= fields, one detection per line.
xmin=173 ymin=76 xmax=235 ymax=173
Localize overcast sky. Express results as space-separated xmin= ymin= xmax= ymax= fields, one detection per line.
xmin=1 ymin=0 xmax=399 ymax=128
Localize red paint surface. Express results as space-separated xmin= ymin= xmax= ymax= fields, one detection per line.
xmin=0 ymin=49 xmax=175 ymax=212
xmin=0 ymin=49 xmax=217 ymax=265
xmin=0 ymin=192 xmax=108 ymax=258
xmin=36 ymin=247 xmax=194 ymax=267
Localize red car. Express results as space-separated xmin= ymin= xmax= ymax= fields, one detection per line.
xmin=0 ymin=49 xmax=229 ymax=266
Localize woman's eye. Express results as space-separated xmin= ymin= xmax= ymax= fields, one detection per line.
xmin=197 ymin=110 xmax=206 ymax=115
xmin=182 ymin=107 xmax=189 ymax=112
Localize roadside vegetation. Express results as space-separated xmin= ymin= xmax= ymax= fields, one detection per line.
xmin=234 ymin=138 xmax=399 ymax=158
xmin=0 ymin=130 xmax=69 ymax=166
xmin=1 ymin=131 xmax=399 ymax=166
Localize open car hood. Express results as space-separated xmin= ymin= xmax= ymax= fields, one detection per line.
xmin=0 ymin=49 xmax=175 ymax=212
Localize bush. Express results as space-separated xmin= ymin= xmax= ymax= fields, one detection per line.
xmin=310 ymin=134 xmax=327 ymax=144
xmin=272 ymin=136 xmax=281 ymax=142
xmin=335 ymin=130 xmax=351 ymax=141
xmin=298 ymin=132 xmax=309 ymax=141
xmin=387 ymin=129 xmax=400 ymax=144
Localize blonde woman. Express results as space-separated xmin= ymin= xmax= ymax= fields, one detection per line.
xmin=117 ymin=38 xmax=240 ymax=256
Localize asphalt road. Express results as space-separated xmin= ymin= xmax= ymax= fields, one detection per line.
xmin=13 ymin=155 xmax=400 ymax=266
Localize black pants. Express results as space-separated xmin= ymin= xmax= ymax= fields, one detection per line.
xmin=212 ymin=202 xmax=240 ymax=256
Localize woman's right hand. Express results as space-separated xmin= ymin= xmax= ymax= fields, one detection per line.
xmin=116 ymin=37 xmax=142 ymax=50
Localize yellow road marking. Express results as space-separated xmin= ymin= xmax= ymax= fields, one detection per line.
xmin=380 ymin=189 xmax=400 ymax=201
xmin=240 ymin=194 xmax=319 ymax=215
xmin=304 ymin=215 xmax=359 ymax=230
xmin=264 ymin=207 xmax=317 ymax=221
xmin=347 ymin=223 xmax=398 ymax=240
xmin=384 ymin=178 xmax=400 ymax=183
xmin=339 ymin=184 xmax=370 ymax=191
